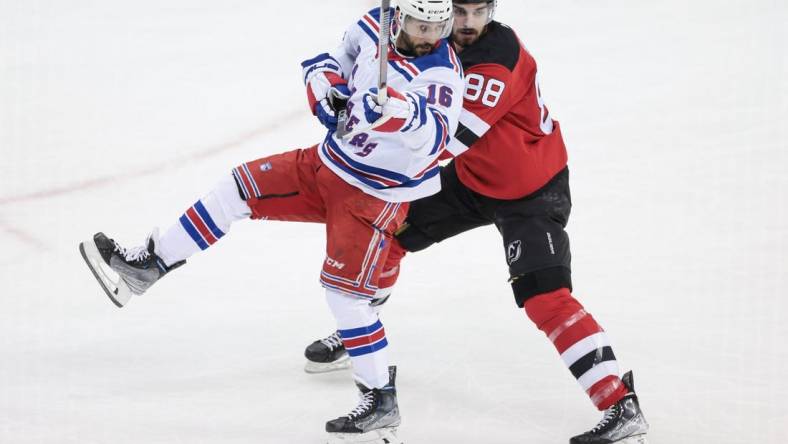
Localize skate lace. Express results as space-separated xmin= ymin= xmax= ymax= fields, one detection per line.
xmin=590 ymin=404 xmax=620 ymax=434
xmin=113 ymin=240 xmax=151 ymax=263
xmin=347 ymin=391 xmax=376 ymax=419
xmin=320 ymin=332 xmax=344 ymax=351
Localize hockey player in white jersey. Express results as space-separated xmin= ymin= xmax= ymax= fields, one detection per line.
xmin=78 ymin=1 xmax=463 ymax=442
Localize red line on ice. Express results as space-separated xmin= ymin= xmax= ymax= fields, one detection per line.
xmin=0 ymin=110 xmax=303 ymax=207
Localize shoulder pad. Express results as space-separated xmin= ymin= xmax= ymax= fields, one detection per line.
xmin=458 ymin=21 xmax=521 ymax=72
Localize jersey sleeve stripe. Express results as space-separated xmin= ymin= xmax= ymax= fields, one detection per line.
xmin=447 ymin=46 xmax=462 ymax=74
xmin=301 ymin=53 xmax=342 ymax=83
xmin=303 ymin=63 xmax=341 ymax=84
xmin=455 ymin=122 xmax=480 ymax=148
xmin=362 ymin=14 xmax=381 ymax=33
xmin=300 ymin=52 xmax=334 ymax=68
xmin=459 ymin=107 xmax=491 ymax=136
xmin=357 ymin=18 xmax=378 ymax=43
xmin=429 ymin=109 xmax=450 ymax=155
xmin=446 ymin=137 xmax=470 ymax=156
xmin=388 ymin=60 xmax=414 ymax=82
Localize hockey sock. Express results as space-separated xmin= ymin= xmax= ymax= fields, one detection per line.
xmin=325 ymin=288 xmax=390 ymax=389
xmin=155 ymin=174 xmax=251 ymax=266
xmin=523 ymin=288 xmax=629 ymax=410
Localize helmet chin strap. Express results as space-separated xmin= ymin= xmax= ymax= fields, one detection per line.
xmin=390 ymin=8 xmax=407 ymax=57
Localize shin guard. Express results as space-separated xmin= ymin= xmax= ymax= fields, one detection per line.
xmin=156 ymin=174 xmax=251 ymax=266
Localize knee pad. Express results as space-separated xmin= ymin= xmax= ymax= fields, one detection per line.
xmin=510 ymin=266 xmax=573 ymax=307
xmin=394 ymin=222 xmax=435 ymax=252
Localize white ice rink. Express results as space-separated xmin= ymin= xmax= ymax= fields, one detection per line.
xmin=1 ymin=1 xmax=786 ymax=443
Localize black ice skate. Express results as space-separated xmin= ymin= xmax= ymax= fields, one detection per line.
xmin=570 ymin=371 xmax=649 ymax=444
xmin=325 ymin=366 xmax=401 ymax=444
xmin=305 ymin=296 xmax=390 ymax=374
xmin=304 ymin=331 xmax=352 ymax=373
xmin=79 ymin=231 xmax=183 ymax=307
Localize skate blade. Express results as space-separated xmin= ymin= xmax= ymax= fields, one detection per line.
xmin=326 ymin=427 xmax=401 ymax=444
xmin=79 ymin=239 xmax=132 ymax=308
xmin=304 ymin=354 xmax=352 ymax=374
xmin=613 ymin=434 xmax=649 ymax=444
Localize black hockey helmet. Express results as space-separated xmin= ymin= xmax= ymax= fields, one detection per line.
xmin=452 ymin=0 xmax=497 ymax=23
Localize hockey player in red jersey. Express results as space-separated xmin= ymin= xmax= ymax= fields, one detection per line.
xmin=303 ymin=1 xmax=650 ymax=443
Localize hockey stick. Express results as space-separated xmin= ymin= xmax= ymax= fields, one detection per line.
xmin=338 ymin=0 xmax=393 ymax=139
xmin=376 ymin=0 xmax=392 ymax=106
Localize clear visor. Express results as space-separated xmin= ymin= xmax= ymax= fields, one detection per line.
xmin=401 ymin=15 xmax=453 ymax=41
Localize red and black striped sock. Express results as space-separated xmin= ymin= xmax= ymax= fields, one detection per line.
xmin=523 ymin=288 xmax=629 ymax=410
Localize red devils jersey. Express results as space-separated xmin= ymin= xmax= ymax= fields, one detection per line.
xmin=447 ymin=22 xmax=568 ymax=200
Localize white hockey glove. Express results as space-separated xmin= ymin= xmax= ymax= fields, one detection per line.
xmin=361 ymin=87 xmax=428 ymax=133
xmin=301 ymin=53 xmax=350 ymax=131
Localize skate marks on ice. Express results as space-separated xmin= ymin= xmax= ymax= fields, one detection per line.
xmin=79 ymin=236 xmax=132 ymax=308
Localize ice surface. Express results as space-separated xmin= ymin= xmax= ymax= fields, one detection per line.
xmin=1 ymin=1 xmax=786 ymax=443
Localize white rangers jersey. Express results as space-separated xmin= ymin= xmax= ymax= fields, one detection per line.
xmin=303 ymin=8 xmax=464 ymax=203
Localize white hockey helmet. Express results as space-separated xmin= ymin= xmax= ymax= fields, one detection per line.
xmin=393 ymin=0 xmax=454 ymax=42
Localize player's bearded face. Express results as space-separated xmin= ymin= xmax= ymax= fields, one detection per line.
xmin=397 ymin=31 xmax=437 ymax=57
xmin=452 ymin=4 xmax=490 ymax=49
xmin=396 ymin=15 xmax=449 ymax=57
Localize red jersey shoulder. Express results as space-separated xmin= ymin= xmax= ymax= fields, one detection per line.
xmin=458 ymin=21 xmax=533 ymax=74
xmin=458 ymin=21 xmax=537 ymax=108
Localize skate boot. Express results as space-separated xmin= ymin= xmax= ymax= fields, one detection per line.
xmin=325 ymin=366 xmax=401 ymax=444
xmin=570 ymin=371 xmax=649 ymax=444
xmin=305 ymin=295 xmax=390 ymax=374
xmin=79 ymin=231 xmax=183 ymax=307
xmin=304 ymin=331 xmax=352 ymax=373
